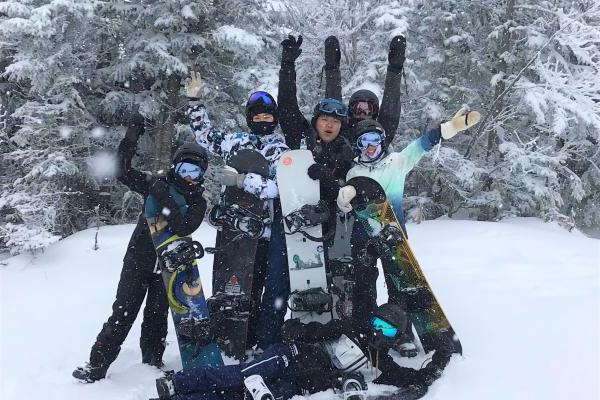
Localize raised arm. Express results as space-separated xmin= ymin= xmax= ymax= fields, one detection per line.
xmin=116 ymin=115 xmax=153 ymax=196
xmin=378 ymin=36 xmax=406 ymax=145
xmin=184 ymin=71 xmax=226 ymax=156
xmin=397 ymin=108 xmax=482 ymax=173
xmin=278 ymin=35 xmax=314 ymax=150
xmin=324 ymin=35 xmax=342 ymax=101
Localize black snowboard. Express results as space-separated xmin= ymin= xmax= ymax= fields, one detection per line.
xmin=208 ymin=149 xmax=269 ymax=360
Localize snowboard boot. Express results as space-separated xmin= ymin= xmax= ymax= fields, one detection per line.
xmin=155 ymin=370 xmax=176 ymax=399
xmin=244 ymin=375 xmax=274 ymax=400
xmin=393 ymin=335 xmax=418 ymax=358
xmin=72 ymin=362 xmax=108 ymax=383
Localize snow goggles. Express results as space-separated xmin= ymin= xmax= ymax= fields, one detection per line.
xmin=372 ymin=316 xmax=399 ymax=338
xmin=175 ymin=162 xmax=204 ymax=182
xmin=318 ymin=98 xmax=348 ymax=118
xmin=356 ymin=131 xmax=384 ymax=150
xmin=248 ymin=91 xmax=275 ymax=106
xmin=350 ymin=101 xmax=377 ymax=118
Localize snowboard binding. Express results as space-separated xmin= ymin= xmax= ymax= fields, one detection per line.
xmin=284 ymin=200 xmax=330 ymax=234
xmin=178 ymin=317 xmax=212 ymax=344
xmin=328 ymin=259 xmax=356 ymax=319
xmin=161 ymin=240 xmax=204 ymax=272
xmin=289 ymin=287 xmax=333 ymax=314
xmin=207 ymin=292 xmax=253 ymax=316
xmin=208 ymin=204 xmax=266 ymax=244
xmin=334 ymin=372 xmax=368 ymax=400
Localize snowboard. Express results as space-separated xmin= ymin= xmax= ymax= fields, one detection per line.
xmin=208 ymin=149 xmax=269 ymax=360
xmin=276 ymin=150 xmax=332 ymax=324
xmin=145 ymin=187 xmax=223 ymax=370
xmin=327 ymin=212 xmax=357 ymax=320
xmin=347 ymin=176 xmax=462 ymax=355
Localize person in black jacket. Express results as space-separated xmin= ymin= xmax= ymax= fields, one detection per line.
xmin=73 ymin=116 xmax=209 ymax=383
xmin=278 ymin=35 xmax=355 ymax=241
xmin=324 ymin=35 xmax=419 ymax=356
xmin=323 ymin=35 xmax=406 ymax=145
xmin=152 ymin=303 xmax=451 ymax=400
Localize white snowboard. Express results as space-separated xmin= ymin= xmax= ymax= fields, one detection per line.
xmin=276 ymin=150 xmax=332 ymax=324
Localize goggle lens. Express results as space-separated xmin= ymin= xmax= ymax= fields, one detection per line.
xmin=175 ymin=162 xmax=204 ymax=182
xmin=248 ymin=91 xmax=274 ymax=105
xmin=357 ymin=131 xmax=384 ymax=150
xmin=350 ymin=101 xmax=376 ymax=118
xmin=319 ymin=99 xmax=348 ymax=118
xmin=372 ymin=316 xmax=399 ymax=338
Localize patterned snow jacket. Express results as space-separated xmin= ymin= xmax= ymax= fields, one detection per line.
xmin=346 ymin=128 xmax=441 ymax=233
xmin=188 ymin=102 xmax=290 ymax=237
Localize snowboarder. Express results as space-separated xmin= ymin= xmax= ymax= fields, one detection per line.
xmin=277 ymin=34 xmax=355 ymax=249
xmin=73 ymin=116 xmax=209 ymax=382
xmin=335 ymin=109 xmax=481 ymax=355
xmin=152 ymin=303 xmax=451 ymax=400
xmin=323 ymin=34 xmax=406 ymax=145
xmin=185 ymin=72 xmax=291 ymax=351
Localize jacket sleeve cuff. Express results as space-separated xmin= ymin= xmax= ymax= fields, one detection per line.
xmin=420 ymin=127 xmax=442 ymax=151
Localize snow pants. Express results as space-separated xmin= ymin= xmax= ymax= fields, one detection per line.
xmin=171 ymin=343 xmax=301 ymax=400
xmin=89 ymin=218 xmax=169 ymax=371
xmin=247 ymin=209 xmax=290 ymax=350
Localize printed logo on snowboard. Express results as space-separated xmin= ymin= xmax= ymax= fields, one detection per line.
xmin=225 ymin=275 xmax=241 ymax=294
xmin=292 ymin=254 xmax=324 ymax=270
xmin=282 ymin=156 xmax=293 ymax=166
xmin=182 ymin=279 xmax=203 ymax=297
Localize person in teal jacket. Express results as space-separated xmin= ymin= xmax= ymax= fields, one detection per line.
xmin=336 ymin=108 xmax=481 ymax=356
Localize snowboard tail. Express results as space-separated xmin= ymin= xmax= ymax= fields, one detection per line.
xmin=348 ymin=176 xmax=462 ymax=355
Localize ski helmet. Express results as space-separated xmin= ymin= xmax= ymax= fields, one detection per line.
xmin=369 ymin=303 xmax=408 ymax=351
xmin=354 ymin=119 xmax=387 ymax=162
xmin=349 ymin=90 xmax=380 ymax=127
xmin=169 ymin=142 xmax=208 ymax=190
xmin=311 ymin=98 xmax=348 ymax=127
xmin=246 ymin=91 xmax=278 ymax=135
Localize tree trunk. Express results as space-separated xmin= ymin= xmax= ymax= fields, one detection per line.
xmin=154 ymin=74 xmax=182 ymax=171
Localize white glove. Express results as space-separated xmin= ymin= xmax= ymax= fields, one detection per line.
xmin=440 ymin=107 xmax=481 ymax=139
xmin=337 ymin=185 xmax=357 ymax=213
xmin=185 ymin=71 xmax=204 ymax=98
xmin=219 ymin=166 xmax=246 ymax=188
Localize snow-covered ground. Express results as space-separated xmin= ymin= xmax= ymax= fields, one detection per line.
xmin=1 ymin=218 xmax=598 ymax=400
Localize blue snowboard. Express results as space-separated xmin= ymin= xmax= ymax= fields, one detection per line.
xmin=145 ymin=186 xmax=223 ymax=369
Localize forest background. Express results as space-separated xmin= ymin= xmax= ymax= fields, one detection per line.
xmin=1 ymin=0 xmax=599 ymax=255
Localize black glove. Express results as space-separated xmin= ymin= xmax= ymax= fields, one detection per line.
xmin=308 ymin=163 xmax=339 ymax=186
xmin=324 ymin=35 xmax=341 ymax=70
xmin=281 ymin=35 xmax=303 ymax=66
xmin=307 ymin=163 xmax=326 ymax=181
xmin=388 ymin=35 xmax=406 ymax=73
xmin=149 ymin=179 xmax=171 ymax=201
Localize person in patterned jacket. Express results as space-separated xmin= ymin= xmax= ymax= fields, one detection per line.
xmin=185 ymin=72 xmax=290 ymax=351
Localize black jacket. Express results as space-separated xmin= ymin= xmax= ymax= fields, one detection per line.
xmin=326 ymin=65 xmax=403 ymax=146
xmin=281 ymin=318 xmax=451 ymax=390
xmin=117 ymin=127 xmax=207 ymax=237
